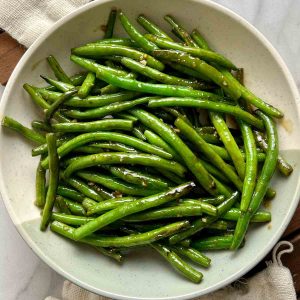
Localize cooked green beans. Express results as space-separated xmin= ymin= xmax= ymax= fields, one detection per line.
xmin=73 ymin=182 xmax=194 ymax=240
xmin=71 ymin=44 xmax=164 ymax=71
xmin=40 ymin=134 xmax=59 ymax=230
xmin=4 ymin=10 xmax=288 ymax=284
xmin=52 ymin=119 xmax=133 ymax=133
xmin=146 ymin=34 xmax=236 ymax=69
xmin=148 ymin=98 xmax=264 ymax=129
xmin=64 ymin=152 xmax=186 ymax=179
xmin=231 ymin=111 xmax=278 ymax=249
xmin=2 ymin=116 xmax=46 ymax=144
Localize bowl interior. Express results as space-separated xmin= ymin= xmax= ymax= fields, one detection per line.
xmin=0 ymin=0 xmax=300 ymax=299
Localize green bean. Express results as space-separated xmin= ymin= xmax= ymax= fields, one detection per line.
xmin=41 ymin=132 xmax=173 ymax=169
xmin=206 ymin=220 xmax=228 ymax=231
xmin=148 ymin=98 xmax=264 ymax=129
xmin=71 ymin=44 xmax=164 ymax=71
xmin=77 ymin=170 xmax=158 ymax=196
xmin=169 ymin=191 xmax=239 ymax=244
xmin=209 ymin=112 xmax=245 ymax=179
xmin=171 ymin=245 xmax=211 ymax=268
xmin=74 ymin=145 xmax=104 ymax=154
xmin=124 ymin=205 xmax=202 ymax=222
xmin=41 ymin=75 xmax=76 ymax=92
xmin=120 ymin=57 xmax=206 ymax=89
xmin=162 ymin=107 xmax=192 ymax=126
xmin=63 ymin=96 xmax=155 ymax=120
xmin=82 ymin=197 xmax=98 ymax=210
xmin=104 ymin=8 xmax=117 ymax=38
xmin=119 ymin=11 xmax=158 ymax=53
xmin=2 ymin=116 xmax=46 ymax=144
xmin=55 ymin=196 xmax=71 ymax=214
xmin=195 ymin=131 xmax=220 ymax=144
xmin=253 ymin=130 xmax=293 ymax=176
xmin=73 ymin=182 xmax=194 ymax=240
xmin=130 ymin=108 xmax=230 ymax=196
xmin=89 ymin=181 xmax=115 ymax=200
xmin=231 ymin=111 xmax=278 ymax=249
xmin=265 ymin=187 xmax=276 ymax=199
xmin=45 ymin=89 xmax=77 ymax=121
xmin=132 ymin=127 xmax=147 ymax=140
xmin=64 ymin=152 xmax=186 ymax=179
xmin=63 ymin=177 xmax=104 ymax=202
xmin=108 ymin=166 xmax=169 ymax=190
xmin=201 ymin=195 xmax=225 ymax=206
xmin=88 ymin=38 xmax=137 ymax=47
xmin=50 ymin=221 xmax=124 ymax=261
xmin=52 ymin=119 xmax=133 ymax=133
xmin=57 ymin=185 xmax=85 ymax=202
xmin=23 ymin=84 xmax=70 ymax=122
xmin=35 ymin=161 xmax=46 ymax=208
xmin=54 ymin=219 xmax=189 ymax=247
xmin=137 ymin=15 xmax=172 ymax=40
xmin=151 ymin=243 xmax=203 ymax=283
xmin=47 ymin=55 xmax=72 ymax=84
xmin=175 ymin=117 xmax=242 ymax=190
xmin=31 ymin=120 xmax=52 ymax=133
xmin=224 ymin=70 xmax=283 ymax=118
xmin=38 ymin=89 xmax=140 ymax=108
xmin=57 ymin=195 xmax=86 ymax=216
xmin=191 ymin=29 xmax=210 ymax=50
xmin=164 ymin=15 xmax=198 ymax=47
xmin=91 ymin=142 xmax=137 ymax=153
xmin=51 ymin=213 xmax=94 ymax=225
xmin=192 ymin=235 xmax=234 ymax=251
xmin=146 ymin=35 xmax=236 ymax=69
xmin=77 ymin=72 xmax=96 ymax=99
xmin=239 ymin=122 xmax=257 ymax=212
xmin=152 ymin=50 xmax=241 ymax=100
xmin=70 ymin=55 xmax=222 ymax=101
xmin=156 ymin=169 xmax=184 ymax=185
xmin=222 ymin=208 xmax=271 ymax=223
xmin=40 ymin=134 xmax=59 ymax=230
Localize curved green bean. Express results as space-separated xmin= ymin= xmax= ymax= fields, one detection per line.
xmin=47 ymin=55 xmax=72 ymax=84
xmin=40 ymin=134 xmax=59 ymax=230
xmin=57 ymin=185 xmax=85 ymax=202
xmin=231 ymin=111 xmax=278 ymax=249
xmin=73 ymin=182 xmax=194 ymax=240
xmin=51 ymin=213 xmax=94 ymax=225
xmin=191 ymin=29 xmax=210 ymax=50
xmin=41 ymin=75 xmax=76 ymax=92
xmin=148 ymin=98 xmax=264 ymax=129
xmin=64 ymin=152 xmax=186 ymax=179
xmin=152 ymin=50 xmax=241 ymax=100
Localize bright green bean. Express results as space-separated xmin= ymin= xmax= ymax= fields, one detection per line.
xmin=192 ymin=235 xmax=234 ymax=251
xmin=191 ymin=29 xmax=210 ymax=50
xmin=47 ymin=55 xmax=72 ymax=84
xmin=40 ymin=134 xmax=59 ymax=230
xmin=148 ymin=98 xmax=264 ymax=129
xmin=51 ymin=213 xmax=94 ymax=225
xmin=57 ymin=185 xmax=85 ymax=202
xmin=223 ymin=208 xmax=271 ymax=223
xmin=41 ymin=75 xmax=76 ymax=92
xmin=78 ymin=72 xmax=96 ymax=99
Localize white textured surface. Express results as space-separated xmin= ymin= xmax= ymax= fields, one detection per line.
xmin=0 ymin=0 xmax=299 ymax=299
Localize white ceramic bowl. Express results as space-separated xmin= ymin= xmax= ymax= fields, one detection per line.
xmin=1 ymin=0 xmax=300 ymax=299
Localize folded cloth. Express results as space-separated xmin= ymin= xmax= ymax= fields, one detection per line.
xmin=0 ymin=0 xmax=89 ymax=47
xmin=45 ymin=241 xmax=296 ymax=300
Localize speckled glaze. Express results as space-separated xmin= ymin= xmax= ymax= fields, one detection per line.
xmin=0 ymin=0 xmax=300 ymax=299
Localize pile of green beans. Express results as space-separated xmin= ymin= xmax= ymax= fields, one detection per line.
xmin=2 ymin=10 xmax=292 ymax=284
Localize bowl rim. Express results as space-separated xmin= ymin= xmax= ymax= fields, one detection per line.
xmin=0 ymin=0 xmax=300 ymax=299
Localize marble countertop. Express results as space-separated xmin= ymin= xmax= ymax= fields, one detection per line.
xmin=1 ymin=1 xmax=299 ymax=299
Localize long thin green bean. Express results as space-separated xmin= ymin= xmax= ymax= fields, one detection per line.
xmin=104 ymin=8 xmax=117 ymax=39
xmin=47 ymin=55 xmax=72 ymax=84
xmin=35 ymin=161 xmax=46 ymax=208
xmin=78 ymin=72 xmax=96 ymax=99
